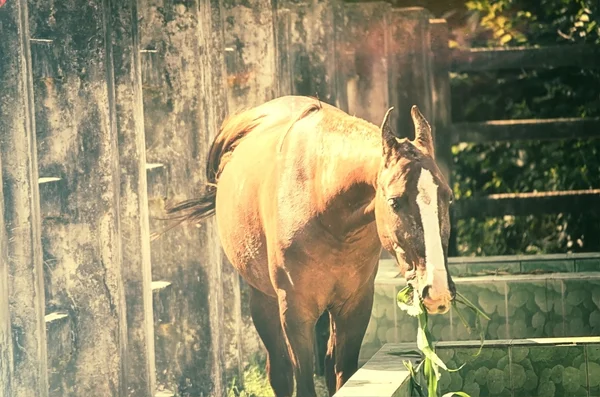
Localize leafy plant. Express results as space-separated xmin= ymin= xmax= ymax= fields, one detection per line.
xmin=451 ymin=0 xmax=600 ymax=256
xmin=396 ymin=286 xmax=490 ymax=396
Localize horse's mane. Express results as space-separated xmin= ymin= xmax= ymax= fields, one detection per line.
xmin=153 ymin=98 xmax=322 ymax=238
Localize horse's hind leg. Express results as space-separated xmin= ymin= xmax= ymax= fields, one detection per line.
xmin=328 ymin=283 xmax=374 ymax=392
xmin=249 ymin=286 xmax=294 ymax=397
xmin=277 ymin=293 xmax=319 ymax=397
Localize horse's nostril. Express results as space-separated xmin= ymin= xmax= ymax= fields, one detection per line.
xmin=421 ymin=285 xmax=431 ymax=299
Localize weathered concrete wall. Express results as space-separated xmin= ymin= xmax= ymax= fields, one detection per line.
xmin=0 ymin=133 xmax=13 ymax=397
xmin=109 ymin=0 xmax=157 ymax=394
xmin=341 ymin=2 xmax=391 ymax=126
xmin=138 ymin=0 xmax=231 ymax=394
xmin=199 ymin=0 xmax=242 ymax=390
xmin=387 ymin=7 xmax=435 ymax=138
xmin=275 ymin=8 xmax=293 ymax=97
xmin=281 ymin=0 xmax=341 ymax=105
xmin=223 ymin=0 xmax=279 ymax=112
xmin=0 ymin=1 xmax=49 ymax=396
xmin=30 ymin=0 xmax=130 ymax=393
xmin=25 ymin=0 xmax=157 ymax=395
xmin=0 ymin=2 xmax=444 ymax=396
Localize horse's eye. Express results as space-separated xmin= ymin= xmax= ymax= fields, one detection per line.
xmin=388 ymin=197 xmax=403 ymax=210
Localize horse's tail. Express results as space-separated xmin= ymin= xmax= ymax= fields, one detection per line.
xmin=150 ymin=184 xmax=217 ymax=241
xmin=151 ymin=107 xmax=265 ymax=241
xmin=165 ymin=183 xmax=217 ymax=223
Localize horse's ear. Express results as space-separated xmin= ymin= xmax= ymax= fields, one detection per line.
xmin=411 ymin=105 xmax=435 ymax=158
xmin=380 ymin=107 xmax=397 ymax=154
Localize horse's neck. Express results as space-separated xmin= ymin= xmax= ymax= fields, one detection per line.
xmin=316 ymin=127 xmax=381 ymax=197
xmin=312 ymin=128 xmax=381 ymax=234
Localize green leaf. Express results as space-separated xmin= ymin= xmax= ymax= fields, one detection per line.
xmin=398 ymin=286 xmax=489 ymax=397
xmin=404 ymin=361 xmax=426 ymax=397
xmin=397 ymin=285 xmax=412 ymax=303
xmin=455 ymin=291 xmax=491 ymax=320
xmin=417 ymin=323 xmax=447 ymax=374
xmin=452 ymin=295 xmax=488 ymax=358
xmin=397 ymin=286 xmax=423 ymax=316
xmin=442 ymin=392 xmax=472 ymax=397
xmin=424 ymin=358 xmax=438 ymax=397
xmin=500 ymin=33 xmax=512 ymax=44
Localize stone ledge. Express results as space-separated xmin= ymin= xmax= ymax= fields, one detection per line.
xmin=335 ymin=344 xmax=418 ymax=397
xmin=373 ymin=338 xmax=600 ymax=397
xmin=379 ymin=251 xmax=600 ymax=279
xmin=376 ymin=258 xmax=600 ymax=284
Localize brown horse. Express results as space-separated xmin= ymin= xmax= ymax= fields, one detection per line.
xmin=166 ymin=96 xmax=456 ymax=397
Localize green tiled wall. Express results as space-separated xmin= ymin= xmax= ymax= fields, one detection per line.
xmin=577 ymin=259 xmax=600 ymax=272
xmin=362 ymin=272 xmax=600 ymax=362
xmin=433 ymin=339 xmax=600 ymax=397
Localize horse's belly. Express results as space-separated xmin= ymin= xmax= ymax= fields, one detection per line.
xmin=290 ymin=223 xmax=382 ymax=295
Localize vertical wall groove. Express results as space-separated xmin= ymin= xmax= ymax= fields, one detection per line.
xmin=105 ymin=0 xmax=157 ymax=394
xmin=0 ymin=0 xmax=49 ymax=395
xmin=101 ymin=0 xmax=128 ymax=395
xmin=130 ymin=0 xmax=158 ymax=390
xmin=0 ymin=152 xmax=13 ymax=397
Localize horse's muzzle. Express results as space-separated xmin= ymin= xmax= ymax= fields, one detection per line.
xmin=421 ymin=284 xmax=453 ymax=315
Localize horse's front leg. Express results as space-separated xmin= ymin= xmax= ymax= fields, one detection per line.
xmin=328 ymin=282 xmax=374 ymax=392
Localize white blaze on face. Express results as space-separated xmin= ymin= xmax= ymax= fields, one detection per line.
xmin=415 ymin=169 xmax=448 ymax=296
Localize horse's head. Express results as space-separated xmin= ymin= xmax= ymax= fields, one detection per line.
xmin=374 ymin=106 xmax=455 ymax=315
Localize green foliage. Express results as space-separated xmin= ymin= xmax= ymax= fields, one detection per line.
xmin=397 ymin=286 xmax=490 ymax=396
xmin=226 ymin=356 xmax=328 ymax=397
xmin=226 ymin=356 xmax=274 ymax=397
xmin=451 ymin=0 xmax=600 ymax=256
